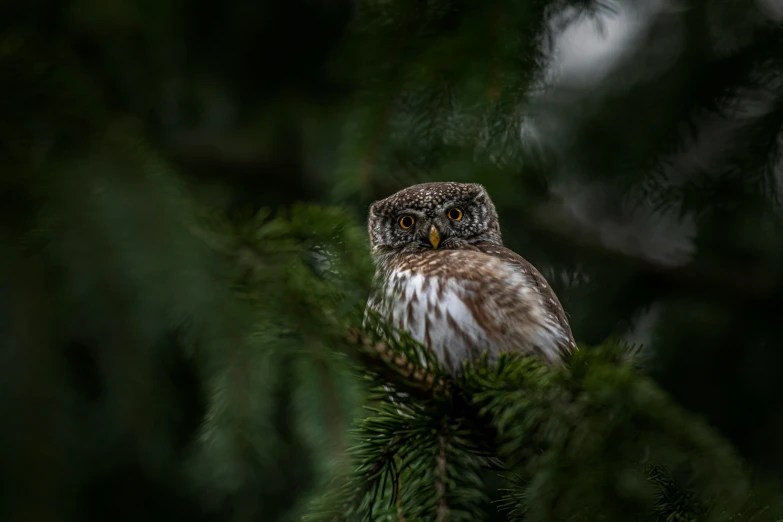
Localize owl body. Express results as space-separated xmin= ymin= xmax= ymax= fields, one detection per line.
xmin=367 ymin=182 xmax=575 ymax=375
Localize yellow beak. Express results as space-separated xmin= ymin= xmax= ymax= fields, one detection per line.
xmin=429 ymin=226 xmax=440 ymax=249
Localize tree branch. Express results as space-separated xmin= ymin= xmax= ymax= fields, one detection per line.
xmin=435 ymin=430 xmax=449 ymax=522
xmin=346 ymin=328 xmax=452 ymax=401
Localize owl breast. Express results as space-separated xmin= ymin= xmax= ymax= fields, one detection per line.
xmin=370 ymin=250 xmax=571 ymax=375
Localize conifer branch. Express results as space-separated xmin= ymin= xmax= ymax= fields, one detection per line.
xmin=395 ymin=473 xmax=405 ymax=522
xmin=435 ymin=430 xmax=450 ymax=522
xmin=345 ymin=327 xmax=452 ymax=401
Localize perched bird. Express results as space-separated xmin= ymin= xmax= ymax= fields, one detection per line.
xmin=366 ymin=181 xmax=575 ymax=375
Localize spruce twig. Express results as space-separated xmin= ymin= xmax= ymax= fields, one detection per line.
xmin=345 ymin=327 xmax=452 ymax=401
xmin=395 ymin=472 xmax=405 ymax=522
xmin=435 ymin=429 xmax=450 ymax=522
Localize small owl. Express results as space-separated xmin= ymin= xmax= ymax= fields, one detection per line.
xmin=366 ymin=182 xmax=575 ymax=375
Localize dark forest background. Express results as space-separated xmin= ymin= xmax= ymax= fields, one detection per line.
xmin=2 ymin=0 xmax=783 ymax=520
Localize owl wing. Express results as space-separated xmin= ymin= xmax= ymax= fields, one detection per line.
xmin=473 ymin=243 xmax=576 ymax=350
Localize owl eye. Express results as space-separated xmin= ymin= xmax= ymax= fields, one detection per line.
xmin=447 ymin=207 xmax=463 ymax=221
xmin=399 ymin=215 xmax=415 ymax=229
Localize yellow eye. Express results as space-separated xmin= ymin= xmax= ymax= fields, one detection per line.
xmin=447 ymin=207 xmax=463 ymax=221
xmin=399 ymin=215 xmax=415 ymax=229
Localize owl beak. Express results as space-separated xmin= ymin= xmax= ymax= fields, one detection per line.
xmin=429 ymin=226 xmax=441 ymax=249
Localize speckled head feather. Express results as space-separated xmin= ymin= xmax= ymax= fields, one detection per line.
xmin=368 ymin=182 xmax=502 ymax=266
xmin=365 ymin=181 xmax=575 ymax=376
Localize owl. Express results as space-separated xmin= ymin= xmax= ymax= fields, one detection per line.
xmin=366 ymin=182 xmax=575 ymax=376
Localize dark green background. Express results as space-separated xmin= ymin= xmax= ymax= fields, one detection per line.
xmin=1 ymin=0 xmax=782 ymax=520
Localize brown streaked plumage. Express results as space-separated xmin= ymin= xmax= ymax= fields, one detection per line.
xmin=366 ymin=182 xmax=575 ymax=375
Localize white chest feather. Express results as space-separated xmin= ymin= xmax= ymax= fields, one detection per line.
xmin=369 ymin=262 xmax=569 ymax=374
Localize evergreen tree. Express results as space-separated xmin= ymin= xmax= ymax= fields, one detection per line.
xmin=1 ymin=0 xmax=782 ymax=521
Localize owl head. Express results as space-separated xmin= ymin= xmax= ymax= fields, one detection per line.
xmin=367 ymin=182 xmax=502 ymax=262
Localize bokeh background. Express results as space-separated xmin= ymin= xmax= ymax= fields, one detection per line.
xmin=2 ymin=0 xmax=783 ymax=520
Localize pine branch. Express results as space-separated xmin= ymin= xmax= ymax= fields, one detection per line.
xmin=462 ymin=347 xmax=750 ymax=522
xmin=330 ymin=320 xmax=759 ymax=522
xmin=396 ymin=473 xmax=406 ymax=522
xmin=435 ymin=429 xmax=450 ymax=522
xmin=346 ymin=327 xmax=452 ymax=401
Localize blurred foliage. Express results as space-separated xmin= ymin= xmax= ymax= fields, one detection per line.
xmin=0 ymin=126 xmax=368 ymax=521
xmin=306 ymin=332 xmax=771 ymax=522
xmin=2 ymin=0 xmax=783 ymax=520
